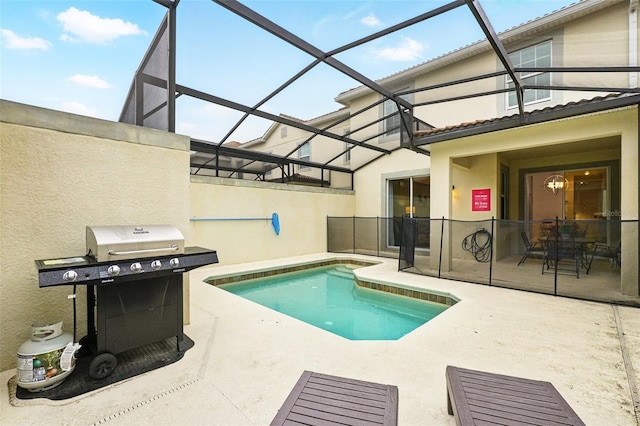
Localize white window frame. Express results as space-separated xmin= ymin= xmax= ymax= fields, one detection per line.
xmin=506 ymin=40 xmax=552 ymax=109
xmin=343 ymin=128 xmax=351 ymax=165
xmin=383 ymin=93 xmax=410 ymax=137
xmin=298 ymin=142 xmax=310 ymax=171
xmin=344 ymin=142 xmax=351 ymax=165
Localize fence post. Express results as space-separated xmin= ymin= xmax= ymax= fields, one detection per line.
xmin=376 ymin=216 xmax=380 ymax=257
xmin=553 ymin=216 xmax=559 ymax=295
xmin=489 ymin=217 xmax=495 ymax=286
xmin=352 ymin=216 xmax=356 ymax=254
xmin=438 ymin=216 xmax=445 ymax=278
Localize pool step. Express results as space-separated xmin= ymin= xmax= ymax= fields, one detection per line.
xmin=327 ymin=267 xmax=354 ymax=280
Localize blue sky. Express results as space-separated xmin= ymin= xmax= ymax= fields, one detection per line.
xmin=1 ymin=0 xmax=576 ymax=142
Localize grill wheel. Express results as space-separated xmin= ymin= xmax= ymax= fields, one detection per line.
xmin=89 ymin=352 xmax=117 ymax=379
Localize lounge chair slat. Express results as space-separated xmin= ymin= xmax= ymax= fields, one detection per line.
xmin=289 ymin=405 xmax=380 ymax=425
xmin=465 ymin=391 xmax=565 ymax=411
xmin=294 ymin=399 xmax=385 ymax=422
xmin=470 ymin=402 xmax=578 ymax=424
xmin=299 ymin=391 xmax=387 ymax=412
xmin=309 ymin=372 xmax=390 ymax=392
xmin=472 ymin=409 xmax=576 ymax=426
xmin=304 ymin=382 xmax=388 ymax=402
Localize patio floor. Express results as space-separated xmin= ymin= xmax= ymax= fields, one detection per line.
xmin=2 ymin=253 xmax=639 ymax=425
xmin=407 ymin=253 xmax=640 ymax=306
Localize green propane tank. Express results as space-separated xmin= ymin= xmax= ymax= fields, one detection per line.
xmin=16 ymin=321 xmax=79 ymax=392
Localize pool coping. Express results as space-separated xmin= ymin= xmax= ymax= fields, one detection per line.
xmin=204 ymin=257 xmax=459 ymax=307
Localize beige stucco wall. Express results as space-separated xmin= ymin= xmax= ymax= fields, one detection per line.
xmin=189 ymin=176 xmax=355 ymax=266
xmin=562 ymin=2 xmax=629 ymax=93
xmin=0 ymin=100 xmax=191 ymax=372
xmin=413 ymin=51 xmax=500 ymax=127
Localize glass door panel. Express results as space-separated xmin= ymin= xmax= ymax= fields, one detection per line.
xmin=388 ymin=179 xmax=410 ymax=246
xmin=525 ymin=167 xmax=609 ymax=241
xmin=387 ymin=176 xmax=431 ymax=248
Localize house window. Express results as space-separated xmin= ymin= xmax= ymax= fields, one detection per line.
xmin=298 ymin=142 xmax=310 ymax=171
xmin=507 ymin=40 xmax=552 ymax=108
xmin=383 ymin=94 xmax=410 ymax=136
xmin=280 ymin=127 xmax=287 ymax=138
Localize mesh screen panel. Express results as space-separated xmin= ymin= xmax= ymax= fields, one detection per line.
xmin=119 ymin=13 xmax=170 ymax=131
xmin=399 ymin=216 xmax=416 ymax=271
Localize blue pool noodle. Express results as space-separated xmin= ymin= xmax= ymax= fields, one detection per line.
xmin=271 ymin=213 xmax=280 ymax=235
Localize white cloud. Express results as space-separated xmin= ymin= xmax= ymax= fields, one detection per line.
xmin=57 ymin=7 xmax=145 ymax=44
xmin=376 ymin=36 xmax=426 ymax=61
xmin=59 ymin=101 xmax=99 ymax=117
xmin=66 ymin=74 xmax=113 ymax=89
xmin=361 ymin=14 xmax=381 ymax=27
xmin=0 ymin=29 xmax=51 ymax=50
xmin=178 ymin=103 xmax=268 ymax=142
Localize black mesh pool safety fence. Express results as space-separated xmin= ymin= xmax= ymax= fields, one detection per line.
xmin=327 ymin=216 xmax=640 ymax=307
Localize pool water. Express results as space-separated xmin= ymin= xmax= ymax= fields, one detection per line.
xmin=219 ymin=265 xmax=448 ymax=340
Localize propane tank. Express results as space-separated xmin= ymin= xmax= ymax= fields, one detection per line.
xmin=16 ymin=321 xmax=79 ymax=392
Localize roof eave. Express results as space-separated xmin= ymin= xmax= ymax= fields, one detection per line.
xmin=412 ymin=93 xmax=640 ymax=146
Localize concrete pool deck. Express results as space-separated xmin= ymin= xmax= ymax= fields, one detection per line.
xmin=2 ymin=253 xmax=639 ymax=425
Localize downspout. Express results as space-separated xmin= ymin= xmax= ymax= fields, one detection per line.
xmin=631 ymin=0 xmax=639 ymax=88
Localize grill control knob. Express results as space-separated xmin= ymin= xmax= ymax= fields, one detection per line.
xmin=169 ymin=258 xmax=180 ymax=268
xmin=151 ymin=260 xmax=162 ymax=270
xmin=107 ymin=265 xmax=121 ymax=276
xmin=130 ymin=262 xmax=143 ymax=273
xmin=63 ymin=270 xmax=78 ymax=282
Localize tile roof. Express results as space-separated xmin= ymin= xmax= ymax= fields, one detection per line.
xmin=413 ymin=93 xmax=640 ymax=142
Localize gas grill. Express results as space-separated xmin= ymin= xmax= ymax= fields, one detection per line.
xmin=35 ymin=225 xmax=218 ymax=379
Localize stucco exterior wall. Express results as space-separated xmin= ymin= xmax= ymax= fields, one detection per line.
xmin=413 ymin=51 xmax=500 ymax=127
xmin=189 ymin=176 xmax=355 ymax=265
xmin=451 ymin=154 xmax=498 ymax=221
xmin=562 ymin=2 xmax=629 ymax=93
xmin=0 ymin=100 xmax=191 ymax=372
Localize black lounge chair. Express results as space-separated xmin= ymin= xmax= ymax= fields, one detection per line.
xmin=446 ymin=366 xmax=585 ymax=426
xmin=517 ymin=231 xmax=544 ymax=265
xmin=270 ymin=370 xmax=398 ymax=426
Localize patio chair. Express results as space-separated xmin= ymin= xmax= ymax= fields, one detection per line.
xmin=270 ymin=370 xmax=398 ymax=426
xmin=446 ymin=366 xmax=585 ymax=425
xmin=518 ymin=232 xmax=545 ymax=265
xmin=542 ymin=238 xmax=580 ymax=278
xmin=586 ymin=241 xmax=621 ymax=274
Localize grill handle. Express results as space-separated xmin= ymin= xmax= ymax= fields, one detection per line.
xmin=107 ymin=245 xmax=180 ymax=256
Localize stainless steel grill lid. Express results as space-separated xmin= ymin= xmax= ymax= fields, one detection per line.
xmin=86 ymin=225 xmax=185 ymax=262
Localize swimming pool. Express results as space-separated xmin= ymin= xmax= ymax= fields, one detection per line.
xmin=218 ymin=265 xmax=449 ymax=340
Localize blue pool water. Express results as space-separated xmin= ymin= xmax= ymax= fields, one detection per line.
xmin=219 ymin=265 xmax=448 ymax=340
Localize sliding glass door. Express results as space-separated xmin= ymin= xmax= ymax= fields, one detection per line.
xmin=387 ymin=176 xmax=430 ymax=248
xmin=525 ymin=167 xmax=609 ymax=239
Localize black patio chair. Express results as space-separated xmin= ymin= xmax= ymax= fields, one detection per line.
xmin=586 ymin=241 xmax=621 ymax=274
xmin=542 ymin=238 xmax=580 ymax=278
xmin=517 ymin=232 xmax=545 ymax=266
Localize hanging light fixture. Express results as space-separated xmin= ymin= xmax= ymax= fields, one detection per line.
xmin=543 ymin=174 xmax=569 ymax=194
